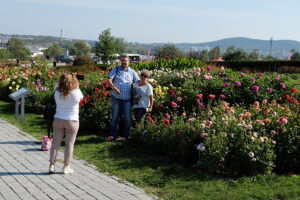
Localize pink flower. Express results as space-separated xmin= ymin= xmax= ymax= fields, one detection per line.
xmin=223 ymin=82 xmax=230 ymax=87
xmin=205 ymin=120 xmax=213 ymax=128
xmin=270 ymin=130 xmax=276 ymax=136
xmin=187 ymin=118 xmax=196 ymax=123
xmin=204 ymin=74 xmax=213 ymax=80
xmin=266 ymin=88 xmax=273 ymax=93
xmin=272 ymin=141 xmax=277 ymax=144
xmin=234 ymin=81 xmax=241 ymax=86
xmin=251 ymin=85 xmax=260 ymax=93
xmin=165 ymin=113 xmax=171 ymax=119
xmin=275 ymin=75 xmax=281 ymax=81
xmin=250 ymin=77 xmax=256 ymax=82
xmin=195 ymin=72 xmax=201 ymax=76
xmin=277 ymin=117 xmax=288 ymax=124
xmin=177 ymin=97 xmax=182 ymax=102
xmin=199 ymin=103 xmax=204 ymax=108
xmin=207 ymin=66 xmax=212 ymax=71
xmin=258 ymin=73 xmax=264 ymax=77
xmin=207 ymin=94 xmax=216 ymax=99
xmin=170 ymin=101 xmax=177 ymax=108
xmin=241 ymin=72 xmax=245 ymax=77
xmin=280 ymin=83 xmax=287 ymax=90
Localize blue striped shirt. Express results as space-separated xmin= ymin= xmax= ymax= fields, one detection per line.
xmin=108 ymin=66 xmax=140 ymax=100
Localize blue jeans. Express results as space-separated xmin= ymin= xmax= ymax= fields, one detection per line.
xmin=111 ymin=96 xmax=132 ymax=138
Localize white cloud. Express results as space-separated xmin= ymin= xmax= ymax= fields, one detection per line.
xmin=0 ymin=8 xmax=7 ymax=12
xmin=13 ymin=0 xmax=280 ymax=21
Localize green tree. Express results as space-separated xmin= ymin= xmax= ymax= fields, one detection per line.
xmin=222 ymin=46 xmax=248 ymax=61
xmin=188 ymin=50 xmax=209 ymax=61
xmin=0 ymin=49 xmax=12 ymax=60
xmin=43 ymin=44 xmax=64 ymax=58
xmin=114 ymin=37 xmax=126 ymax=54
xmin=70 ymin=41 xmax=91 ymax=57
xmin=7 ymin=37 xmax=31 ymax=60
xmin=155 ymin=44 xmax=184 ymax=59
xmin=290 ymin=51 xmax=300 ymax=61
xmin=95 ymin=28 xmax=116 ymax=62
xmin=208 ymin=46 xmax=221 ymax=60
xmin=248 ymin=49 xmax=260 ymax=60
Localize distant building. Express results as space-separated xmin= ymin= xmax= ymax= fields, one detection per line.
xmin=0 ymin=42 xmax=6 ymax=49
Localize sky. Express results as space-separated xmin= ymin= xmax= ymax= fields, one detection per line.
xmin=1 ymin=0 xmax=300 ymax=43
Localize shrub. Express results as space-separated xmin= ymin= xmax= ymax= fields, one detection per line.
xmin=73 ymin=56 xmax=95 ymax=66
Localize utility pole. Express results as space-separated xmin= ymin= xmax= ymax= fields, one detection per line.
xmin=269 ymin=37 xmax=273 ymax=57
xmin=60 ymin=29 xmax=63 ymax=47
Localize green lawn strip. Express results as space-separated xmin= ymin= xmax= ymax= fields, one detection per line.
xmin=0 ymin=100 xmax=299 ymax=200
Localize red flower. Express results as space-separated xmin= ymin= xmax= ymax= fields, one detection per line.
xmin=170 ymin=101 xmax=177 ymax=108
xmin=290 ymin=88 xmax=298 ymax=93
xmin=219 ymin=94 xmax=226 ymax=99
xmin=102 ymin=91 xmax=109 ymax=97
xmin=285 ymin=94 xmax=291 ymax=100
xmin=103 ymin=80 xmax=109 ymax=85
xmin=196 ymin=93 xmax=203 ymax=99
xmin=169 ymin=90 xmax=175 ymax=95
xmin=207 ymin=94 xmax=216 ymax=99
xmin=95 ymin=88 xmax=100 ymax=92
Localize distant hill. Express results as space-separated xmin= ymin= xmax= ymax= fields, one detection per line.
xmin=137 ymin=37 xmax=300 ymax=58
xmin=1 ymin=34 xmax=300 ymax=58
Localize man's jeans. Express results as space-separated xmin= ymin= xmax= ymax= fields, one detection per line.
xmin=111 ymin=96 xmax=132 ymax=138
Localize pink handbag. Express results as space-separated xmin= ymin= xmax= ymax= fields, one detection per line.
xmin=41 ymin=136 xmax=52 ymax=151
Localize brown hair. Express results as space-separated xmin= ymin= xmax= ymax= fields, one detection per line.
xmin=57 ymin=73 xmax=79 ymax=98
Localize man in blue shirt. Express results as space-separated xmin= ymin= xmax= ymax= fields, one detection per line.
xmin=108 ymin=55 xmax=140 ymax=140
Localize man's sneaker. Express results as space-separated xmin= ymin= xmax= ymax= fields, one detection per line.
xmin=63 ymin=166 xmax=74 ymax=174
xmin=49 ymin=164 xmax=55 ymax=174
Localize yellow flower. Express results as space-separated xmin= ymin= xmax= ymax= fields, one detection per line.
xmin=9 ymin=86 xmax=12 ymax=90
xmin=12 ymin=81 xmax=16 ymax=85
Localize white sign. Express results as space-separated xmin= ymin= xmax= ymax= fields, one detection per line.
xmin=9 ymin=88 xmax=30 ymax=101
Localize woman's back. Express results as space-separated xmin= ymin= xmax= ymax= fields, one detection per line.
xmin=54 ymin=88 xmax=83 ymax=121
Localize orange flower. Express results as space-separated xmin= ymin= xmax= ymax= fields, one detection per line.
xmin=262 ymin=99 xmax=268 ymax=104
xmin=263 ymin=109 xmax=271 ymax=115
xmin=253 ymin=101 xmax=260 ymax=108
xmin=244 ymin=112 xmax=251 ymax=118
xmin=264 ymin=118 xmax=271 ymax=124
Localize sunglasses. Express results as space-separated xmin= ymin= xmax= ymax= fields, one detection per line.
xmin=141 ymin=74 xmax=148 ymax=78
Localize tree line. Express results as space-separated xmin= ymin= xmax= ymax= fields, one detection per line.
xmin=2 ymin=29 xmax=300 ymax=62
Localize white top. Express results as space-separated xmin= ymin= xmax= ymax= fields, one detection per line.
xmin=54 ymin=88 xmax=84 ymax=121
xmin=132 ymin=83 xmax=153 ymax=108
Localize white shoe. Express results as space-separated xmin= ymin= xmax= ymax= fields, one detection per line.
xmin=49 ymin=164 xmax=55 ymax=174
xmin=63 ymin=166 xmax=74 ymax=174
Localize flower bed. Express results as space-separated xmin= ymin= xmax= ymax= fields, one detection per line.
xmin=0 ymin=62 xmax=299 ymax=176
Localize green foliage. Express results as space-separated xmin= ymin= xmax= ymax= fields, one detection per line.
xmin=70 ymin=41 xmax=91 ymax=57
xmin=223 ymin=46 xmax=248 ymax=61
xmin=43 ymin=44 xmax=64 ymax=58
xmin=95 ymin=28 xmax=117 ymax=62
xmin=114 ymin=37 xmax=126 ymax=54
xmin=73 ymin=56 xmax=95 ymax=66
xmin=6 ymin=37 xmax=31 ymax=60
xmin=291 ymin=51 xmax=300 ymax=61
xmin=155 ymin=44 xmax=185 ymax=59
xmin=132 ymin=58 xmax=203 ymax=70
xmin=208 ymin=46 xmax=221 ymax=60
xmin=0 ymin=49 xmax=12 ymax=60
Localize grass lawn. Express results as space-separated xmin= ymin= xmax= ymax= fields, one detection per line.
xmin=0 ymin=100 xmax=299 ymax=200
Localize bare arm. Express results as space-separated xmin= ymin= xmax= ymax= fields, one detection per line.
xmin=108 ymin=78 xmax=121 ymax=95
xmin=148 ymin=95 xmax=154 ymax=112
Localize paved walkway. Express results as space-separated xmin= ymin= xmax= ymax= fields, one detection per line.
xmin=0 ymin=119 xmax=158 ymax=200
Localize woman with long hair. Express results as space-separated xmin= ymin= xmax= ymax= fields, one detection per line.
xmin=49 ymin=73 xmax=83 ymax=174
